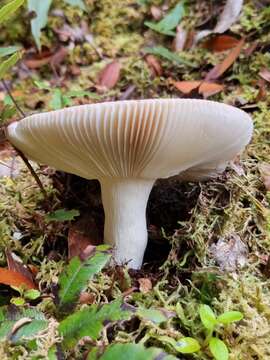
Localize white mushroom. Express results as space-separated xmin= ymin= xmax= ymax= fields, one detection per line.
xmin=7 ymin=99 xmax=253 ymax=269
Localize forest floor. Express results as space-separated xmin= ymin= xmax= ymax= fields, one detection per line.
xmin=0 ymin=0 xmax=270 ymax=359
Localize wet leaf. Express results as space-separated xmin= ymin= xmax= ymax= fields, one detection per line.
xmin=28 ymin=0 xmax=53 ymax=50
xmin=46 ymin=209 xmax=80 ymax=222
xmin=199 ymin=304 xmax=217 ymax=330
xmin=209 ymin=338 xmax=229 ymax=360
xmin=202 ymin=35 xmax=240 ymax=52
xmin=205 ymin=38 xmax=244 ymax=81
xmin=57 ymin=248 xmax=111 ymax=313
xmin=98 ymin=61 xmax=121 ymax=90
xmin=87 ymin=343 xmax=177 ymax=360
xmin=0 ymin=268 xmax=36 ymax=290
xmin=145 ymin=2 xmax=185 ymax=36
xmin=59 ymin=299 xmax=131 ymax=349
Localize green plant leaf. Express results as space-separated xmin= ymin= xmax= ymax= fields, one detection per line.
xmin=217 ymin=311 xmax=243 ymax=325
xmin=145 ymin=2 xmax=185 ymax=36
xmin=144 ymin=46 xmax=194 ymax=67
xmin=45 ymin=209 xmax=80 ymax=222
xmin=59 ymin=299 xmax=131 ymax=349
xmin=137 ymin=308 xmax=172 ymax=324
xmin=49 ymin=88 xmax=63 ymax=110
xmin=64 ymin=0 xmax=86 ymax=11
xmin=199 ymin=305 xmax=217 ymax=330
xmin=0 ymin=46 xmax=21 ymax=58
xmin=87 ymin=343 xmax=177 ymax=360
xmin=0 ymin=51 xmax=21 ymax=79
xmin=58 ymin=249 xmax=111 ymax=313
xmin=24 ymin=289 xmax=41 ymax=300
xmin=0 ymin=0 xmax=24 ymax=24
xmin=28 ymin=0 xmax=52 ymax=50
xmin=0 ymin=306 xmax=47 ymax=344
xmin=174 ymin=337 xmax=201 ymax=353
xmin=209 ymin=338 xmax=229 ymax=360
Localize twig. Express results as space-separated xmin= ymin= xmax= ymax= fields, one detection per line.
xmin=1 ymin=80 xmax=48 ymax=200
xmin=1 ymin=79 xmax=25 ymax=117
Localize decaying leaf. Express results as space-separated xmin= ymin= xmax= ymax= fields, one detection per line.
xmin=195 ymin=0 xmax=243 ymax=43
xmin=259 ymin=68 xmax=270 ymax=83
xmin=97 ymin=61 xmax=121 ymax=90
xmin=0 ymin=268 xmax=37 ymax=289
xmin=145 ymin=54 xmax=163 ymax=76
xmin=205 ymin=38 xmax=244 ymax=81
xmin=173 ymin=25 xmax=187 ymax=51
xmin=6 ymin=250 xmax=36 ymax=285
xmin=259 ymin=163 xmax=270 ymax=191
xmin=173 ymin=80 xmax=224 ymax=98
xmin=138 ymin=277 xmax=152 ymax=293
xmin=210 ymin=234 xmax=248 ymax=271
xmin=202 ymin=35 xmax=240 ymax=52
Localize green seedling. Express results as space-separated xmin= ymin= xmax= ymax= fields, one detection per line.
xmin=10 ymin=287 xmax=41 ymax=306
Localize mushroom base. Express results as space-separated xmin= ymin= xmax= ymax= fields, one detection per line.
xmin=100 ymin=178 xmax=155 ymax=269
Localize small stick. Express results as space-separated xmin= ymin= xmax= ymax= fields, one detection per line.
xmin=1 ymin=80 xmax=48 ymax=200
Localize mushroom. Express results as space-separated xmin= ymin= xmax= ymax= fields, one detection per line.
xmin=6 ymin=99 xmax=253 ymax=269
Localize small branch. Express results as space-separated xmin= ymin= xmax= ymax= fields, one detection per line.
xmin=2 ymin=80 xmax=48 ymax=201
xmin=1 ymin=80 xmax=25 ymax=117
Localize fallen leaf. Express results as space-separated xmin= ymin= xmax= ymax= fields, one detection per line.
xmin=173 ymin=80 xmax=224 ymax=98
xmin=6 ymin=251 xmax=36 ymax=285
xmin=79 ymin=292 xmax=95 ymax=305
xmin=0 ymin=268 xmax=37 ymax=289
xmin=205 ymin=38 xmax=244 ymax=81
xmin=209 ymin=234 xmax=248 ymax=271
xmin=97 ymin=61 xmax=121 ymax=90
xmin=202 ymin=35 xmax=240 ymax=52
xmin=145 ymin=55 xmax=163 ymax=76
xmin=259 ymin=68 xmax=270 ymax=83
xmin=259 ymin=163 xmax=270 ymax=191
xmin=150 ymin=5 xmax=162 ymax=20
xmin=68 ymin=216 xmax=102 ymax=259
xmin=173 ymin=25 xmax=187 ymax=51
xmin=138 ymin=278 xmax=152 ymax=294
xmin=24 ymin=47 xmax=68 ymax=71
xmin=194 ymin=0 xmax=243 ymax=43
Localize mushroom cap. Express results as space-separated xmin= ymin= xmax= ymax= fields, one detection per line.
xmin=7 ymin=99 xmax=253 ymax=180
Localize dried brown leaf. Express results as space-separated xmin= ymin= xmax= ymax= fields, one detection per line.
xmin=138 ymin=278 xmax=152 ymax=294
xmin=6 ymin=250 xmax=36 ymax=285
xmin=259 ymin=163 xmax=270 ymax=191
xmin=259 ymin=68 xmax=270 ymax=83
xmin=202 ymin=35 xmax=240 ymax=52
xmin=173 ymin=80 xmax=224 ymax=98
xmin=205 ymin=38 xmax=244 ymax=81
xmin=173 ymin=25 xmax=187 ymax=51
xmin=97 ymin=61 xmax=121 ymax=90
xmin=145 ymin=55 xmax=163 ymax=77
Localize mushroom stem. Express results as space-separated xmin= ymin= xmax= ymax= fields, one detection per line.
xmin=100 ymin=178 xmax=155 ymax=269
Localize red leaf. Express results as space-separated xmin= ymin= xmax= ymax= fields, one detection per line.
xmin=97 ymin=61 xmax=121 ymax=90
xmin=202 ymin=35 xmax=240 ymax=52
xmin=6 ymin=250 xmax=35 ymax=285
xmin=0 ymin=268 xmax=37 ymax=289
xmin=205 ymin=38 xmax=244 ymax=81
xmin=173 ymin=80 xmax=224 ymax=98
